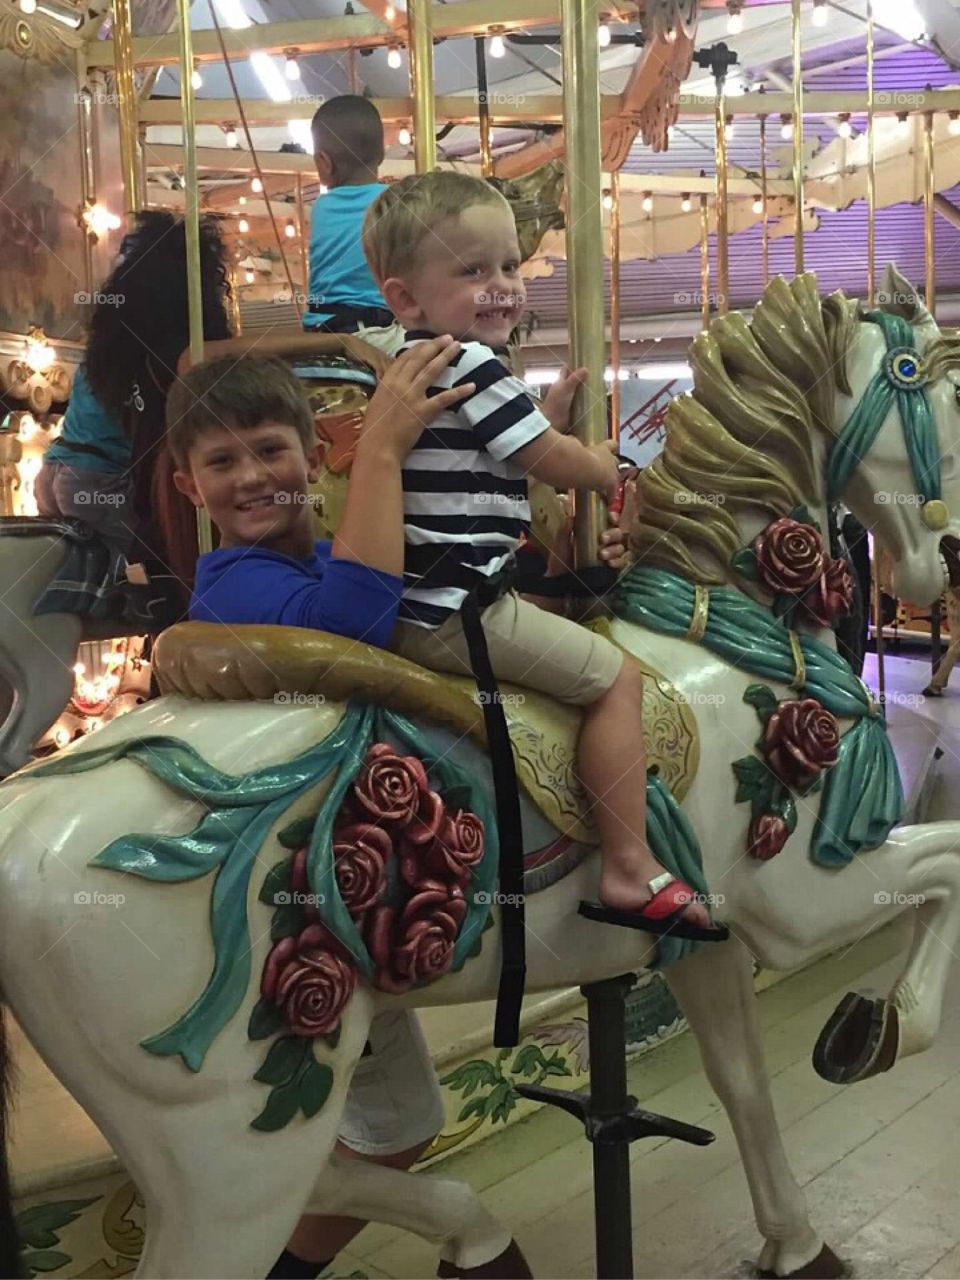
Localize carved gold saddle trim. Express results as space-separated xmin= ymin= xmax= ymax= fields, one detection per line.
xmin=154 ymin=622 xmax=699 ymax=844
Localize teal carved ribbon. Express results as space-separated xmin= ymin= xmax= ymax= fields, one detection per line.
xmin=614 ymin=566 xmax=904 ymax=868
xmin=826 ymin=310 xmax=941 ymax=506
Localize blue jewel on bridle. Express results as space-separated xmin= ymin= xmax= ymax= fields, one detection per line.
xmin=826 ymin=310 xmax=943 ymax=524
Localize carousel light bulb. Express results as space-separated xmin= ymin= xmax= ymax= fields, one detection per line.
xmin=284 ymin=219 xmax=296 ymax=238
xmin=245 ymin=268 xmax=255 ymax=284
xmin=812 ymin=0 xmax=828 ymax=25
xmin=251 ymin=176 xmax=263 ymax=193
xmin=225 ymin=125 xmax=238 ymax=147
xmin=642 ymin=192 xmax=653 ymax=212
xmin=238 ymin=216 xmax=249 ymax=232
xmin=680 ymin=193 xmax=692 ymax=212
xmin=191 ymin=63 xmax=203 ymax=90
xmin=602 ymin=189 xmax=613 ymax=210
xmin=385 ymin=2 xmax=395 ymax=17
xmin=54 ymin=726 xmax=71 ymax=748
xmin=239 ymin=194 xmax=247 ymax=205
xmin=489 ymin=30 xmax=506 ymax=57
xmin=598 ymin=20 xmax=611 ymax=46
xmin=19 ymin=0 xmax=38 ymax=12
xmin=73 ymin=662 xmax=85 ymax=676
xmin=284 ymin=50 xmax=301 ymax=80
xmin=398 ymin=125 xmax=412 ymax=146
xmin=387 ymin=45 xmax=402 ymax=68
xmin=726 ymin=4 xmax=743 ymax=34
xmin=950 ymin=112 xmax=960 ymax=136
xmin=752 ymin=195 xmax=764 ymax=214
xmin=24 ymin=335 xmax=54 ymax=373
xmin=836 ymin=114 xmax=853 ymax=138
xmin=896 ymin=111 xmax=910 ymax=136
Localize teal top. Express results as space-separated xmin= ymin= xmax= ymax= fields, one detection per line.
xmin=45 ymin=366 xmax=131 ymax=473
xmin=302 ymin=183 xmax=388 ymax=328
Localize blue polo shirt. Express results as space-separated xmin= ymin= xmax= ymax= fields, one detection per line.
xmin=302 ymin=183 xmax=388 ymax=329
xmin=45 ymin=366 xmax=131 ymax=473
xmin=190 ymin=538 xmax=403 ymax=649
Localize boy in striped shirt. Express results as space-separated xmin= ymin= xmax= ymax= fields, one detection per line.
xmin=362 ymin=171 xmax=708 ymax=931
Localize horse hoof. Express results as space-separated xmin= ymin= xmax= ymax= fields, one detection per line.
xmin=812 ymin=991 xmax=899 ymax=1084
xmin=437 ymin=1239 xmax=533 ymax=1279
xmin=923 ymin=685 xmax=943 ymax=697
xmin=756 ymin=1243 xmax=850 ymax=1279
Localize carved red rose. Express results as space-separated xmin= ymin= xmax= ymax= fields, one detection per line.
xmin=747 ymin=812 xmax=790 ymax=861
xmin=753 ymin=518 xmax=825 ymax=596
xmin=425 ymin=810 xmax=486 ymax=885
xmin=366 ymin=880 xmax=467 ymax=994
xmin=801 ymin=556 xmax=855 ymax=627
xmin=762 ymin=697 xmax=840 ymax=792
xmin=333 ymin=823 xmax=392 ymax=917
xmin=352 ymin=743 xmax=442 ymax=835
xmin=261 ymin=923 xmax=356 ymax=1037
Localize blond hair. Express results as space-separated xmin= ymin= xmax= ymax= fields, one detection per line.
xmin=363 ymin=171 xmax=511 ymax=284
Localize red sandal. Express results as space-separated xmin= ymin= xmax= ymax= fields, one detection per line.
xmin=579 ymin=872 xmax=729 ymax=942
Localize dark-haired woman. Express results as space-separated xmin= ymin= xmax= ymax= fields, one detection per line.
xmin=36 ymin=211 xmax=388 ymax=572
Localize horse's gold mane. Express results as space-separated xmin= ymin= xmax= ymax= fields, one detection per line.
xmin=628 ymin=274 xmax=860 ymax=585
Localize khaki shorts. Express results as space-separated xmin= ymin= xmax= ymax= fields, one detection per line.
xmin=393 ymin=592 xmax=624 ymax=707
xmin=339 ymin=1010 xmax=444 ymax=1155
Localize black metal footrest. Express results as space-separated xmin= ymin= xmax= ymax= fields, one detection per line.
xmin=514 ymin=1083 xmax=715 ymax=1148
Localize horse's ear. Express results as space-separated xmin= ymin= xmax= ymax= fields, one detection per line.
xmin=877 ymin=263 xmax=936 ymax=329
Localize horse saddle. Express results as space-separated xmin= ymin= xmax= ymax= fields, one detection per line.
xmin=153 ymin=622 xmax=699 ymax=844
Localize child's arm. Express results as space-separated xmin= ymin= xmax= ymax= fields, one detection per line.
xmin=332 ymin=337 xmax=475 ymax=577
xmin=177 ymin=332 xmax=391 ymax=377
xmin=512 ymin=429 xmax=621 ymax=502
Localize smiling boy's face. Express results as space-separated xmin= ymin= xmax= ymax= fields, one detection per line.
xmin=174 ymin=419 xmax=322 ymax=559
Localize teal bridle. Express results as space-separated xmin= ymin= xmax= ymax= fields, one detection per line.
xmin=825 ymin=310 xmax=947 ymax=529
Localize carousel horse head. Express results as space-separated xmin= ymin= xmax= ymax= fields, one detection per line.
xmin=487 ymin=161 xmax=565 ymax=263
xmin=627 ymin=264 xmax=960 ymax=610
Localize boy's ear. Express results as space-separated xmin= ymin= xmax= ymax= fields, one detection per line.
xmin=173 ymin=467 xmax=203 ymax=508
xmin=314 ymin=148 xmax=334 ymax=186
xmin=381 ymin=276 xmax=422 ymax=326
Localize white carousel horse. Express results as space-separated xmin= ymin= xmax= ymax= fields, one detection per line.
xmin=2 ymin=267 xmax=960 ymax=1280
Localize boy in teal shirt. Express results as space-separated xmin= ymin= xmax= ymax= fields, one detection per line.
xmin=302 ymin=96 xmax=404 ymax=354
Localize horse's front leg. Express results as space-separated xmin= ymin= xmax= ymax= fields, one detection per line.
xmin=664 ymin=936 xmax=844 ymax=1279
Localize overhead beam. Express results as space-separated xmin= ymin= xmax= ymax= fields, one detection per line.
xmin=87 ymin=0 xmax=635 ymax=68
xmin=140 ymin=88 xmax=960 ymax=129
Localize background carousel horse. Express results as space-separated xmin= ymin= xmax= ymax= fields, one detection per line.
xmin=4 ymin=266 xmax=960 ymax=1280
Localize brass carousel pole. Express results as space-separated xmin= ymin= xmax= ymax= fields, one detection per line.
xmin=925 ymin=107 xmax=940 ymax=680
xmin=864 ymin=0 xmax=884 ymax=697
xmin=714 ymin=87 xmax=729 ymax=313
xmin=175 ymin=0 xmax=210 ymax=550
xmin=699 ymin=191 xmax=710 ymax=330
xmin=296 ymin=172 xmax=309 ymax=295
xmin=475 ymin=35 xmax=493 ymax=177
xmin=760 ymin=114 xmax=769 ymax=284
xmin=791 ymin=0 xmax=804 ymax=272
xmin=113 ymin=0 xmax=141 ymax=219
xmin=408 ymin=0 xmax=436 ymax=171
xmin=76 ymin=58 xmax=96 ymax=296
xmin=562 ymin=0 xmax=606 ymax=566
xmin=609 ymin=170 xmax=621 ymax=443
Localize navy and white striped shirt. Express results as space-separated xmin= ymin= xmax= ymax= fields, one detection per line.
xmin=397 ymin=333 xmax=550 ymax=628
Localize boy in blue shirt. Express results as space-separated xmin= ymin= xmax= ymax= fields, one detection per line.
xmin=302 ymin=96 xmax=404 ymax=354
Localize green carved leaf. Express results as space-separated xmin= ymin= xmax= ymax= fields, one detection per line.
xmin=487 ymin=1080 xmax=518 ymax=1124
xmin=299 ymin=1059 xmax=334 ymax=1118
xmin=775 ymin=791 xmax=798 ymax=832
xmin=440 ymin=1058 xmax=500 ymax=1095
xmin=251 ymin=1076 xmax=303 ymax=1132
xmin=254 ymin=1035 xmax=308 ymax=1086
xmin=541 ymin=1054 xmax=573 ymax=1079
xmin=511 ymin=1044 xmax=547 ymax=1077
xmin=247 ymin=997 xmax=285 ymax=1042
xmin=731 ymin=547 xmax=760 ymax=581
xmin=732 ymin=756 xmax=771 ymax=806
xmin=457 ymin=1095 xmax=489 ymax=1123
xmin=258 ymin=860 xmax=292 ymax=906
xmin=277 ymin=815 xmax=318 ymax=850
xmin=743 ymin=684 xmax=779 ymax=721
xmin=270 ymin=902 xmax=302 ymax=942
xmin=790 ymin=504 xmax=814 ymax=526
xmin=16 ymin=1199 xmax=99 ymax=1249
xmin=22 ymin=1249 xmax=71 ymax=1273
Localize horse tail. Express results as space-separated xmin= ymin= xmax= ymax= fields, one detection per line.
xmin=0 ymin=1007 xmax=24 ymax=1277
